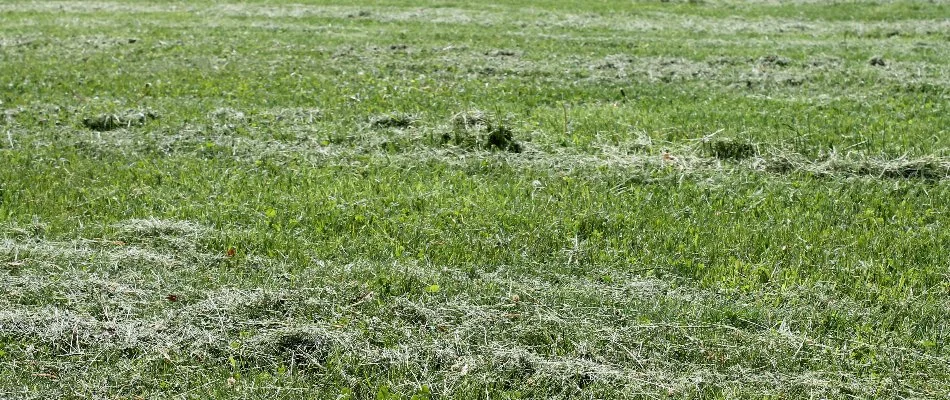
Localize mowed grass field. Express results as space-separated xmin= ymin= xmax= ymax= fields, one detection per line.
xmin=1 ymin=0 xmax=949 ymax=398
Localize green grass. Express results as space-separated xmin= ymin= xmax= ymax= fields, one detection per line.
xmin=1 ymin=0 xmax=949 ymax=398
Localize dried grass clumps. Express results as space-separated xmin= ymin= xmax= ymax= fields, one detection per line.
xmin=243 ymin=326 xmax=334 ymax=369
xmin=444 ymin=110 xmax=522 ymax=153
xmin=704 ymin=138 xmax=756 ymax=161
xmin=757 ymin=151 xmax=949 ymax=180
xmin=759 ymin=55 xmax=791 ymax=67
xmin=115 ymin=218 xmax=205 ymax=238
xmin=858 ymin=156 xmax=947 ymax=180
xmin=82 ymin=110 xmax=158 ymax=131
xmin=370 ymin=112 xmax=417 ymax=129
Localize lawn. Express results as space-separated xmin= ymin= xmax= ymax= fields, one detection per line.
xmin=0 ymin=0 xmax=948 ymax=398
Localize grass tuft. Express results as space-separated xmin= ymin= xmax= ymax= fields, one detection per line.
xmin=759 ymin=55 xmax=791 ymax=67
xmin=81 ymin=110 xmax=157 ymax=131
xmin=370 ymin=112 xmax=417 ymax=129
xmin=446 ymin=110 xmax=522 ymax=152
xmin=705 ymin=138 xmax=756 ymax=160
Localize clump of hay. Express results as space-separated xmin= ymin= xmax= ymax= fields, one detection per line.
xmin=242 ymin=326 xmax=333 ymax=369
xmin=370 ymin=112 xmax=417 ymax=129
xmin=861 ymin=157 xmax=946 ymax=180
xmin=705 ymin=138 xmax=756 ymax=161
xmin=114 ymin=218 xmax=205 ymax=238
xmin=759 ymin=55 xmax=791 ymax=67
xmin=82 ymin=110 xmax=158 ymax=131
xmin=444 ymin=110 xmax=522 ymax=152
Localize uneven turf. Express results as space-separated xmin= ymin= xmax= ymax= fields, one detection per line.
xmin=1 ymin=0 xmax=949 ymax=398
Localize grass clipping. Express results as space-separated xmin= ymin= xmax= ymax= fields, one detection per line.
xmin=82 ymin=110 xmax=158 ymax=131
xmin=443 ymin=110 xmax=522 ymax=153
